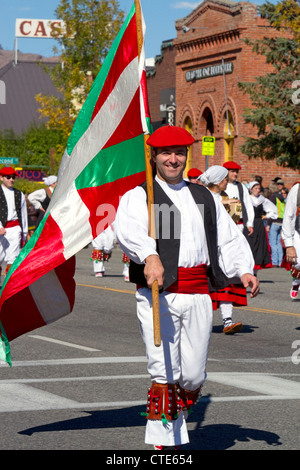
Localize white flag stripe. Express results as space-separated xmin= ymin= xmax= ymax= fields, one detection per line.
xmin=49 ymin=57 xmax=140 ymax=216
xmin=51 ymin=181 xmax=92 ymax=259
xmin=47 ymin=58 xmax=141 ymax=257
xmin=139 ymin=7 xmax=148 ymax=134
xmin=29 ymin=269 xmax=71 ymax=324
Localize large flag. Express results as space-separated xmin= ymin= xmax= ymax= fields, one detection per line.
xmin=0 ymin=0 xmax=151 ymax=366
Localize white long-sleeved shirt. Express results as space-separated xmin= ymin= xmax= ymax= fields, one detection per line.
xmin=0 ymin=185 xmax=28 ymax=239
xmin=225 ymin=181 xmax=255 ymax=228
xmin=28 ymin=188 xmax=49 ymax=210
xmin=282 ymin=183 xmax=299 ymax=247
xmin=115 ymin=177 xmax=254 ymax=281
xmin=250 ymin=194 xmax=278 ymax=219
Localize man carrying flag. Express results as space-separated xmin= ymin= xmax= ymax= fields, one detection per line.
xmin=0 ymin=0 xmax=150 ymax=366
xmin=115 ymin=125 xmax=259 ymax=450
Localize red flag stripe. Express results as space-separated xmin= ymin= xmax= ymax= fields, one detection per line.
xmin=78 ymin=171 xmax=146 ymax=239
xmin=1 ymin=257 xmax=75 ymax=341
xmin=91 ymin=14 xmax=138 ymax=123
xmin=0 ymin=215 xmax=66 ymax=309
xmin=102 ymin=88 xmax=143 ymax=150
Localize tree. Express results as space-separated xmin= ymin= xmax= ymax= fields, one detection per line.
xmin=36 ymin=0 xmax=125 ymax=145
xmin=238 ymin=0 xmax=300 ymax=170
xmin=0 ymin=124 xmax=66 ymax=174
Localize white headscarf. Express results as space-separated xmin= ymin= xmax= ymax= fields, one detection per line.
xmin=43 ymin=175 xmax=57 ymax=186
xmin=200 ymin=165 xmax=228 ymax=186
xmin=248 ymin=181 xmax=260 ymax=191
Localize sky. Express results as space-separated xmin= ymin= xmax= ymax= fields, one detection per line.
xmin=0 ymin=0 xmax=269 ymax=60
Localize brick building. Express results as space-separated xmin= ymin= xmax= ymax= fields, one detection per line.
xmin=147 ymin=0 xmax=299 ymax=187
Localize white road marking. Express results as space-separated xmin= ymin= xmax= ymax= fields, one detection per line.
xmin=207 ymin=373 xmax=300 ymax=398
xmin=0 ymin=356 xmax=148 ymax=367
xmin=0 ymin=367 xmax=299 ymax=413
xmin=0 ymin=355 xmax=294 ymax=368
xmin=28 ymin=335 xmax=101 ymax=352
xmin=0 ymin=384 xmax=79 ymax=412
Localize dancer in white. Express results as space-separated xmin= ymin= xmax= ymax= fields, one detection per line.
xmin=115 ymin=126 xmax=259 ymax=450
xmin=281 ymin=182 xmax=300 ymax=299
xmin=90 ymin=225 xmax=115 ymax=277
xmin=223 ymin=161 xmax=254 ymax=236
xmin=248 ymin=181 xmax=278 ymax=274
xmin=0 ymin=167 xmax=28 ymax=278
xmin=200 ymin=165 xmax=254 ymax=334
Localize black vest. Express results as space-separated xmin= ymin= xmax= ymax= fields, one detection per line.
xmin=0 ymin=185 xmax=23 ymax=230
xmin=237 ymin=181 xmax=248 ymax=225
xmin=129 ymin=180 xmax=239 ymax=291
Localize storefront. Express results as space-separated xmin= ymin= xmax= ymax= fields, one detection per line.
xmin=147 ymin=0 xmax=299 ymax=186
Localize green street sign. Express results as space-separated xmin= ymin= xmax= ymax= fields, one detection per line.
xmin=0 ymin=157 xmax=19 ymax=165
xmin=202 ymin=136 xmax=215 ymax=156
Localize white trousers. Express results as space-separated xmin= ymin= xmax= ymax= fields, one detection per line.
xmin=0 ymin=225 xmax=22 ymax=266
xmin=136 ymin=288 xmax=213 ymax=446
xmin=294 ymin=231 xmax=300 ymax=268
xmin=292 ymin=232 xmax=300 ymax=286
xmin=93 ymin=260 xmax=105 ymax=273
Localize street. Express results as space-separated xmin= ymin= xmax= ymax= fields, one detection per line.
xmin=0 ymin=244 xmax=299 ymax=453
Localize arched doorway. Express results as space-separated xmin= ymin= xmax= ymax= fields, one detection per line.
xmin=199 ymin=107 xmax=214 ymax=169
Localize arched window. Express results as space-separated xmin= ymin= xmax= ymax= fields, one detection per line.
xmin=184 ymin=117 xmax=193 ymax=176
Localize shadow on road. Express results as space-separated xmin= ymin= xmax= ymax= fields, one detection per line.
xmin=18 ymin=395 xmax=281 ymax=450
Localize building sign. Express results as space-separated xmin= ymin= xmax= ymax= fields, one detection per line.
xmin=202 ymin=136 xmax=215 ymax=156
xmin=186 ymin=62 xmax=233 ymax=82
xmin=15 ymin=19 xmax=66 ymax=38
xmin=15 ymin=169 xmax=48 ymax=182
xmin=0 ymin=157 xmax=19 ymax=165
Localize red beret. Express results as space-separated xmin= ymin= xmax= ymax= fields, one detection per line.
xmin=187 ymin=168 xmax=202 ymax=178
xmin=147 ymin=125 xmax=195 ymax=148
xmin=0 ymin=167 xmax=18 ymax=176
xmin=223 ymin=161 xmax=242 ymax=170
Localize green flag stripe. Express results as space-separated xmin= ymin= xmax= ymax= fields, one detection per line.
xmin=75 ymin=134 xmax=145 ymax=190
xmin=67 ymin=4 xmax=136 ymax=156
xmin=0 ymin=214 xmax=50 ymax=293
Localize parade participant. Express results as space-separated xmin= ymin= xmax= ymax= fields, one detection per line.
xmin=200 ymin=165 xmax=253 ymax=334
xmin=90 ymin=225 xmax=115 ymax=277
xmin=115 ymin=126 xmax=259 ymax=450
xmin=248 ymin=181 xmax=278 ymax=274
xmin=28 ymin=175 xmax=57 ymax=228
xmin=0 ymin=167 xmax=28 ymax=277
xmin=122 ymin=252 xmax=130 ymax=282
xmin=223 ymin=161 xmax=254 ymax=236
xmin=187 ymin=168 xmax=202 ymax=184
xmin=281 ymin=182 xmax=300 ymax=299
xmin=266 ymin=182 xmax=286 ymax=267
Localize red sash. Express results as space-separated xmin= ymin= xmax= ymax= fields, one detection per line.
xmin=5 ymin=220 xmax=20 ymax=228
xmin=166 ymin=264 xmax=209 ymax=294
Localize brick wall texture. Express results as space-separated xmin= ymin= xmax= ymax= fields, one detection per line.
xmin=146 ymin=0 xmax=300 ymax=188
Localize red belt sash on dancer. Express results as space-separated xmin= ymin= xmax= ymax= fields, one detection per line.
xmin=5 ymin=220 xmax=20 ymax=228
xmin=137 ymin=264 xmax=209 ymax=294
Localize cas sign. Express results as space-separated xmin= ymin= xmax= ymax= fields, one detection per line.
xmin=15 ymin=19 xmax=66 ymax=39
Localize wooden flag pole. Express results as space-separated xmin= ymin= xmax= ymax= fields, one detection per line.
xmin=135 ymin=0 xmax=161 ymax=347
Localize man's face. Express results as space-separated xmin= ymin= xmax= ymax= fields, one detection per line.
xmin=0 ymin=174 xmax=16 ymax=189
xmin=153 ymin=146 xmax=187 ymax=185
xmin=228 ymin=169 xmax=239 ymax=183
